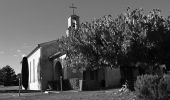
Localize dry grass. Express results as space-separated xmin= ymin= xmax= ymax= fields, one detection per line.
xmin=0 ymin=87 xmax=137 ymax=100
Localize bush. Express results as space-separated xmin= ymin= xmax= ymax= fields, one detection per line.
xmin=69 ymin=78 xmax=80 ymax=90
xmin=21 ymin=57 xmax=29 ymax=90
xmin=135 ymin=74 xmax=170 ymax=100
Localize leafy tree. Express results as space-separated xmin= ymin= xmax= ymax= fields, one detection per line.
xmin=57 ymin=8 xmax=170 ymax=74
xmin=65 ymin=15 xmax=124 ymax=71
xmin=122 ymin=8 xmax=170 ymax=71
xmin=21 ymin=57 xmax=29 ymax=90
xmin=62 ymin=8 xmax=170 ymax=90
xmin=1 ymin=65 xmax=17 ymax=86
xmin=16 ymin=73 xmax=22 ymax=79
xmin=0 ymin=69 xmax=3 ymax=85
xmin=49 ymin=8 xmax=170 ymax=91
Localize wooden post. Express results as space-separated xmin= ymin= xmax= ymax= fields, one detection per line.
xmin=18 ymin=77 xmax=21 ymax=96
xmin=79 ymin=80 xmax=83 ymax=91
xmin=60 ymin=76 xmax=62 ymax=91
xmin=40 ymin=72 xmax=43 ymax=94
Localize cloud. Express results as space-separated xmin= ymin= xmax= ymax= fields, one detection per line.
xmin=0 ymin=51 xmax=5 ymax=54
xmin=17 ymin=50 xmax=21 ymax=53
xmin=14 ymin=53 xmax=26 ymax=58
xmin=21 ymin=43 xmax=32 ymax=49
xmin=22 ymin=45 xmax=31 ymax=48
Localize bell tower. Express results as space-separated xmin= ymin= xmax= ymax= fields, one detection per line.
xmin=66 ymin=4 xmax=80 ymax=36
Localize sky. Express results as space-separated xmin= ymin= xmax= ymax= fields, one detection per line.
xmin=0 ymin=0 xmax=170 ymax=74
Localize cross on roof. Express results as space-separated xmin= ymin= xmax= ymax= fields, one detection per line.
xmin=69 ymin=4 xmax=77 ymax=15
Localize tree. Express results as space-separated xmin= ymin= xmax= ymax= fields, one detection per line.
xmin=1 ymin=65 xmax=17 ymax=86
xmin=16 ymin=73 xmax=22 ymax=79
xmin=121 ymin=8 xmax=170 ymax=72
xmin=57 ymin=8 xmax=170 ymax=74
xmin=62 ymin=8 xmax=170 ymax=91
xmin=0 ymin=69 xmax=3 ymax=85
xmin=65 ymin=14 xmax=127 ymax=71
xmin=21 ymin=57 xmax=29 ymax=90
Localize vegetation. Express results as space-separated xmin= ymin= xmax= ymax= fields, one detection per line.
xmin=56 ymin=8 xmax=170 ymax=73
xmin=0 ymin=65 xmax=17 ymax=86
xmin=0 ymin=88 xmax=136 ymax=100
xmin=21 ymin=57 xmax=29 ymax=90
xmin=54 ymin=8 xmax=170 ymax=93
xmin=135 ymin=74 xmax=170 ymax=100
xmin=0 ymin=7 xmax=170 ymax=100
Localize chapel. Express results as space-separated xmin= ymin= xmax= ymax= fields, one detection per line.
xmin=26 ymin=5 xmax=121 ymax=90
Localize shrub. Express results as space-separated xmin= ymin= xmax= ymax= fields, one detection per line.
xmin=21 ymin=57 xmax=29 ymax=90
xmin=69 ymin=78 xmax=80 ymax=90
xmin=135 ymin=74 xmax=170 ymax=100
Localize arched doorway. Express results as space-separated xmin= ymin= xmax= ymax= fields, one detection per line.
xmin=54 ymin=61 xmax=62 ymax=80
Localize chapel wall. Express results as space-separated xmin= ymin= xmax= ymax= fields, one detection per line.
xmin=27 ymin=48 xmax=41 ymax=90
xmin=40 ymin=41 xmax=61 ymax=90
xmin=105 ymin=68 xmax=121 ymax=88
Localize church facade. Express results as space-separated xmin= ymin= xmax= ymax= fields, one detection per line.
xmin=26 ymin=11 xmax=121 ymax=90
xmin=27 ymin=40 xmax=65 ymax=90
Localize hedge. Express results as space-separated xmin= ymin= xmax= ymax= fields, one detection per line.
xmin=135 ymin=74 xmax=170 ymax=100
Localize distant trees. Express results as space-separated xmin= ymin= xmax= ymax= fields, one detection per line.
xmin=0 ymin=65 xmax=17 ymax=86
xmin=0 ymin=69 xmax=3 ymax=85
xmin=21 ymin=57 xmax=29 ymax=90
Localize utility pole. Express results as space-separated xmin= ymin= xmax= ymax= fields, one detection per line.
xmin=40 ymin=72 xmax=43 ymax=94
xmin=60 ymin=76 xmax=62 ymax=91
xmin=18 ymin=76 xmax=21 ymax=96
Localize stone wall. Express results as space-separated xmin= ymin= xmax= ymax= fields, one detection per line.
xmin=105 ymin=68 xmax=121 ymax=88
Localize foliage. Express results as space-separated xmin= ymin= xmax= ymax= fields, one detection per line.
xmin=0 ymin=69 xmax=3 ymax=84
xmin=135 ymin=74 xmax=170 ymax=100
xmin=66 ymin=15 xmax=124 ymax=70
xmin=0 ymin=65 xmax=17 ymax=86
xmin=16 ymin=73 xmax=21 ymax=79
xmin=21 ymin=57 xmax=29 ymax=90
xmin=63 ymin=8 xmax=170 ymax=72
xmin=69 ymin=78 xmax=80 ymax=90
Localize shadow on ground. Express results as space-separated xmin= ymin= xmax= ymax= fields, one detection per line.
xmin=0 ymin=90 xmax=42 ymax=93
xmin=0 ymin=86 xmax=42 ymax=93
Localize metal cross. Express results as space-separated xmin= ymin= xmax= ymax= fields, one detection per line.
xmin=69 ymin=4 xmax=77 ymax=15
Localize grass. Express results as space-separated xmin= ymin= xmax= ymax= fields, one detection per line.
xmin=0 ymin=86 xmax=137 ymax=100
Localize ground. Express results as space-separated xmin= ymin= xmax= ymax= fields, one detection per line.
xmin=0 ymin=86 xmax=137 ymax=100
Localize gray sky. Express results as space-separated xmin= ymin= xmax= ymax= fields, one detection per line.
xmin=0 ymin=0 xmax=170 ymax=74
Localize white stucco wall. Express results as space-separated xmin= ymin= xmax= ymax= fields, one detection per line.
xmin=27 ymin=48 xmax=41 ymax=90
xmin=68 ymin=17 xmax=71 ymax=28
xmin=105 ymin=68 xmax=121 ymax=88
xmin=59 ymin=54 xmax=66 ymax=69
